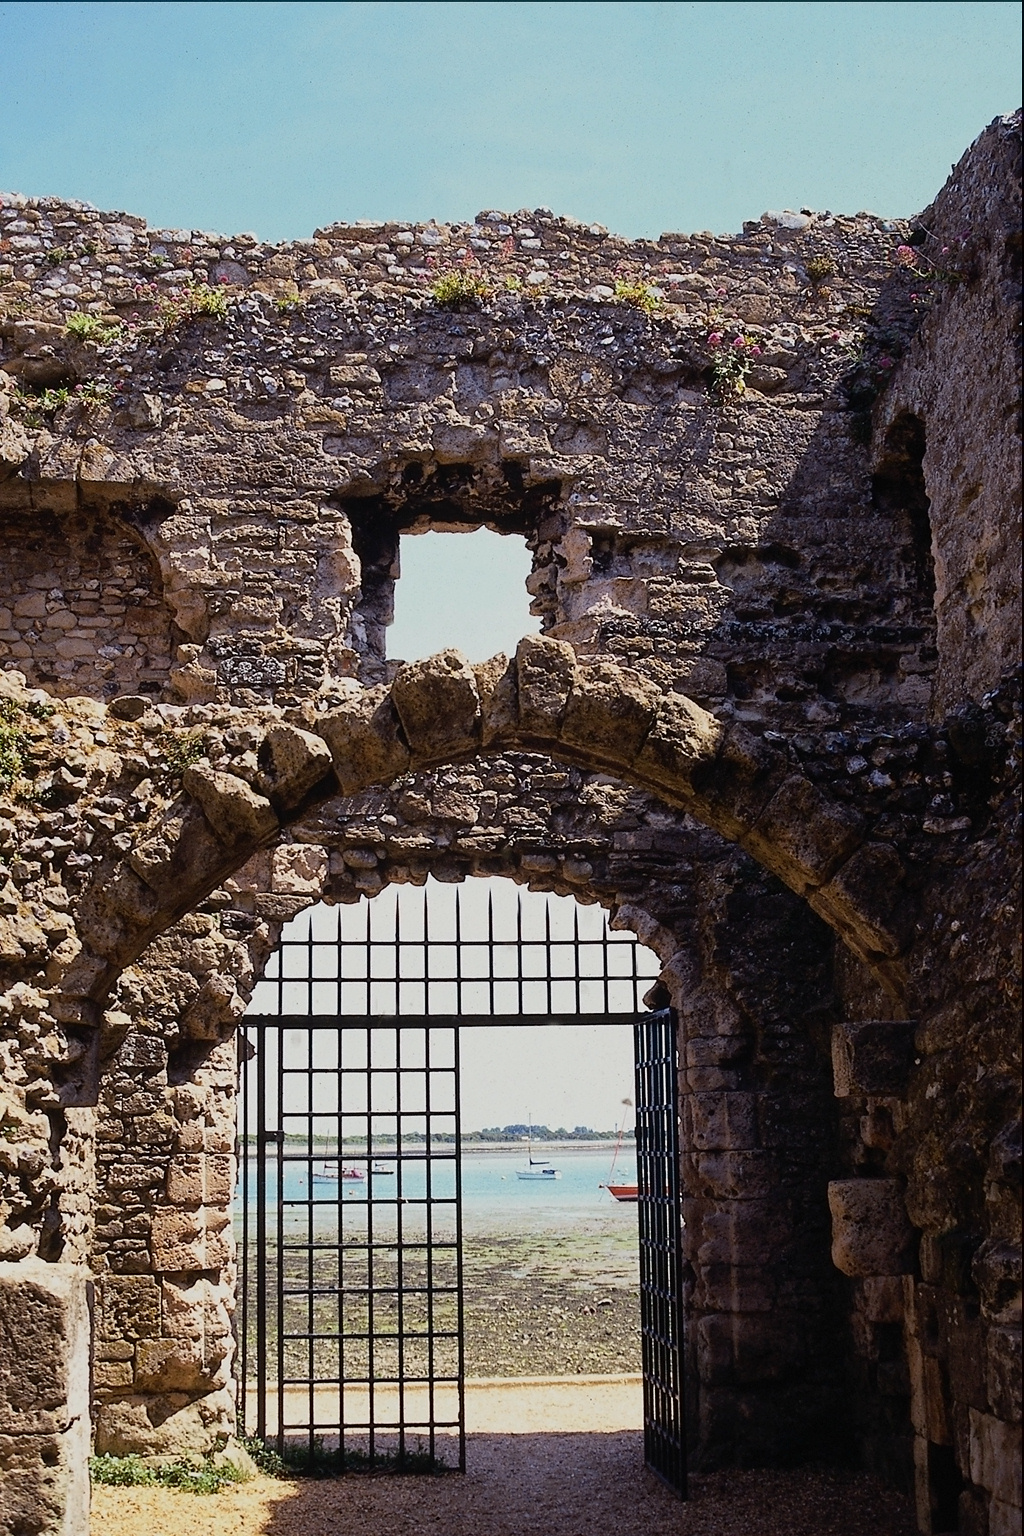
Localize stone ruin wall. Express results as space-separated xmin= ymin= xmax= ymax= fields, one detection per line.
xmin=0 ymin=112 xmax=1019 ymax=1536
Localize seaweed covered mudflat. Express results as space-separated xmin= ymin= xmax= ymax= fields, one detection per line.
xmin=464 ymin=1223 xmax=640 ymax=1377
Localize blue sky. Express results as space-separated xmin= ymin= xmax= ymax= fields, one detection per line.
xmin=0 ymin=2 xmax=1019 ymax=242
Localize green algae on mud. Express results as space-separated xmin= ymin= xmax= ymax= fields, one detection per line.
xmin=464 ymin=1226 xmax=641 ymax=1378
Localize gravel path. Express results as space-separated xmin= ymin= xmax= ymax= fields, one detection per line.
xmin=92 ymin=1379 xmax=916 ymax=1536
xmin=92 ymin=1453 xmax=917 ymax=1536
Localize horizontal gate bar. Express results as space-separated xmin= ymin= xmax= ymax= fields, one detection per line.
xmin=244 ymin=1012 xmax=647 ymax=1029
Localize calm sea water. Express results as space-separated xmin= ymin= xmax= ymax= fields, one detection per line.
xmin=234 ymin=1147 xmax=637 ymax=1233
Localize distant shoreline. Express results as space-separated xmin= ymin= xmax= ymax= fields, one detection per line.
xmin=463 ymin=1140 xmax=635 ymax=1153
xmin=241 ymin=1138 xmax=635 ymax=1153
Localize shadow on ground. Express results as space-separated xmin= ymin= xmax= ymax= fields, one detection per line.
xmin=260 ymin=1432 xmax=917 ymax=1536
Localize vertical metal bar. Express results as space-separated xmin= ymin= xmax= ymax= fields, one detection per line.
xmin=453 ymin=1021 xmax=466 ymax=1471
xmin=255 ymin=1021 xmax=268 ymax=1444
xmin=275 ymin=1024 xmax=286 ymax=1457
xmin=365 ymin=1017 xmax=375 ymax=1463
xmin=516 ymin=889 xmax=524 ymax=1015
xmin=487 ymin=888 xmax=495 ymax=1017
xmin=335 ymin=1013 xmax=344 ymax=1459
xmin=544 ymin=895 xmax=552 ymax=1017
xmin=395 ymin=1019 xmax=406 ymax=1461
xmin=238 ymin=1026 xmax=249 ymax=1435
xmin=306 ymin=1018 xmax=314 ymax=1462
xmin=424 ymin=1018 xmax=435 ymax=1467
xmin=455 ymin=884 xmax=463 ymax=1019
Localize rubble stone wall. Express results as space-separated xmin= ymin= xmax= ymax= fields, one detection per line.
xmin=0 ymin=111 xmax=1019 ymax=1536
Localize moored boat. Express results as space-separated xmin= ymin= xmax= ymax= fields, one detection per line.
xmin=602 ymin=1182 xmax=639 ymax=1202
xmin=516 ymin=1117 xmax=561 ymax=1180
xmin=600 ymin=1099 xmax=636 ymax=1202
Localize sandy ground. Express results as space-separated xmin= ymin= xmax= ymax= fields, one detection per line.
xmin=91 ymin=1378 xmax=917 ymax=1536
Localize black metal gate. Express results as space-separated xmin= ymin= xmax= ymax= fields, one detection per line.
xmin=238 ymin=1013 xmax=464 ymax=1468
xmin=635 ymin=1008 xmax=687 ymax=1496
xmin=236 ymin=882 xmax=685 ymax=1484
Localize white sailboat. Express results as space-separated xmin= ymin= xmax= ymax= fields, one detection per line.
xmin=515 ymin=1118 xmax=561 ymax=1180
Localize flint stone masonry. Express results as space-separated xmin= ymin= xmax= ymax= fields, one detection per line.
xmin=0 ymin=111 xmax=1020 ymax=1536
xmin=0 ymin=1261 xmax=90 ymax=1536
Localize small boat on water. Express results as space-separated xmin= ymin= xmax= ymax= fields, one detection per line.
xmin=312 ymin=1162 xmax=366 ymax=1182
xmin=516 ymin=1119 xmax=561 ymax=1180
xmin=371 ymin=1161 xmax=395 ymax=1176
xmin=600 ymin=1099 xmax=638 ymax=1202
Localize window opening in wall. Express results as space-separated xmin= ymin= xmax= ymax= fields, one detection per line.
xmin=387 ymin=527 xmax=540 ymax=664
xmin=236 ymin=878 xmax=684 ymax=1491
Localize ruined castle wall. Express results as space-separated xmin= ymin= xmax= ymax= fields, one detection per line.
xmin=0 ymin=497 xmax=176 ymax=699
xmin=0 ymin=112 xmax=1019 ymax=1536
xmin=877 ymin=112 xmax=1022 ymax=715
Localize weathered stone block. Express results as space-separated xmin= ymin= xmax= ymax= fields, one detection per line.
xmin=828 ymin=1179 xmax=916 ymax=1276
xmin=391 ymin=650 xmax=481 ymax=763
xmin=831 ymin=1020 xmax=917 ymax=1097
xmin=695 ymin=1199 xmax=793 ymax=1269
xmin=809 ymin=841 xmax=915 ymax=960
xmin=973 ymin=1240 xmax=1021 ymax=1326
xmin=134 ymin=1337 xmax=207 ymax=1392
xmin=319 ymin=685 xmax=410 ymax=795
xmin=473 ymin=653 xmax=517 ymax=747
xmin=632 ymin=691 xmax=724 ymax=798
xmin=182 ymin=765 xmax=278 ymax=846
xmin=690 ymin=723 xmax=788 ymax=840
xmin=180 ymin=974 xmax=245 ymax=1041
xmin=150 ymin=1206 xmax=205 ymax=1271
xmin=95 ymin=1275 xmax=159 ymax=1342
xmin=271 ymin=843 xmax=328 ymax=895
xmin=560 ymin=661 xmax=662 ymax=768
xmin=986 ymin=1325 xmax=1022 ymax=1425
xmin=859 ymin=1276 xmax=906 ymax=1324
xmin=694 ymin=1263 xmax=777 ymax=1313
xmin=969 ymin=1407 xmax=1022 ymax=1510
xmin=685 ymin=1150 xmax=777 ymax=1199
xmin=0 ymin=1261 xmax=90 ymax=1536
xmin=697 ymin=1312 xmax=806 ymax=1386
xmin=743 ymin=774 xmax=864 ymax=896
xmin=686 ymin=1092 xmax=758 ymax=1152
xmin=93 ymin=1384 xmax=235 ymax=1457
xmin=514 ymin=634 xmax=575 ymax=741
xmin=257 ymin=724 xmax=333 ymax=810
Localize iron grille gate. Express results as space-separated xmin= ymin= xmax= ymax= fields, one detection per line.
xmin=235 ymin=883 xmax=685 ymax=1489
xmin=635 ymin=1009 xmax=687 ymax=1496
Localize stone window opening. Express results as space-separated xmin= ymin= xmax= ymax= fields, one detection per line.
xmin=872 ymin=411 xmax=935 ymax=605
xmin=338 ymin=461 xmax=561 ymax=684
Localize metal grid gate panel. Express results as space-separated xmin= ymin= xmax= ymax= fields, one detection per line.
xmin=634 ymin=1009 xmax=687 ymax=1496
xmin=236 ymin=880 xmax=680 ymax=1479
xmin=239 ymin=1015 xmax=464 ymax=1468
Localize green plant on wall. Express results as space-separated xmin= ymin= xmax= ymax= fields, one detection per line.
xmin=706 ymin=329 xmax=762 ymax=398
xmin=429 ymin=269 xmax=493 ymax=308
xmin=159 ymin=730 xmax=206 ymax=777
xmin=613 ymin=278 xmax=661 ymax=315
xmin=156 ymin=281 xmax=231 ymax=333
xmin=65 ymin=311 xmax=124 ymax=345
xmin=0 ymin=697 xmax=54 ymax=795
xmin=805 ymin=254 xmax=837 ymax=285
